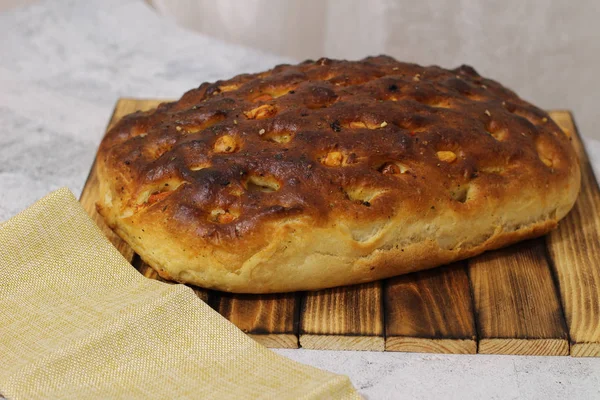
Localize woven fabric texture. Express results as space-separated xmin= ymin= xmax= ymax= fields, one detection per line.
xmin=0 ymin=188 xmax=359 ymax=399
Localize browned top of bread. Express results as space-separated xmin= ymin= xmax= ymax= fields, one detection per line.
xmin=96 ymin=56 xmax=579 ymax=292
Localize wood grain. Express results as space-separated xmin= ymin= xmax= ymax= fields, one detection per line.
xmin=469 ymin=239 xmax=569 ymax=355
xmin=299 ymin=282 xmax=384 ymax=351
xmin=386 ymin=338 xmax=477 ymax=354
xmin=79 ymin=99 xmax=165 ymax=261
xmin=300 ymin=335 xmax=383 ymax=351
xmin=209 ymin=292 xmax=299 ymax=349
xmin=384 ymin=263 xmax=477 ymax=354
xmin=248 ymin=334 xmax=298 ymax=348
xmin=547 ymin=111 xmax=600 ymax=357
xmin=479 ymin=338 xmax=568 ymax=356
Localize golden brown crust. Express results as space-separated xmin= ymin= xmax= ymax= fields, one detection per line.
xmin=96 ymin=56 xmax=580 ymax=293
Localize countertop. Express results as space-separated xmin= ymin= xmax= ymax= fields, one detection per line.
xmin=1 ymin=1 xmax=599 ymax=399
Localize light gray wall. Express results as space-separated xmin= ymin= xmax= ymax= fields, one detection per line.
xmin=151 ymin=0 xmax=600 ymax=141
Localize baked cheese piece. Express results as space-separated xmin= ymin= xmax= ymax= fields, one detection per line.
xmin=96 ymin=56 xmax=580 ymax=293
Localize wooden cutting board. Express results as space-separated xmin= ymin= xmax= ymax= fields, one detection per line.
xmin=80 ymin=98 xmax=600 ymax=357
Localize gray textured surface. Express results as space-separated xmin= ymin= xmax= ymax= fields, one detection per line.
xmin=1 ymin=1 xmax=600 ymax=399
xmin=276 ymin=350 xmax=600 ymax=400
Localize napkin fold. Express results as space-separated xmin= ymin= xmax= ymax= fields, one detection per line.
xmin=0 ymin=188 xmax=359 ymax=399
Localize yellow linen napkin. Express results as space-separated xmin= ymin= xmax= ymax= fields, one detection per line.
xmin=0 ymin=188 xmax=359 ymax=400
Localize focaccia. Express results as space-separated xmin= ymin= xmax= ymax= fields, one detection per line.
xmin=96 ymin=56 xmax=580 ymax=293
